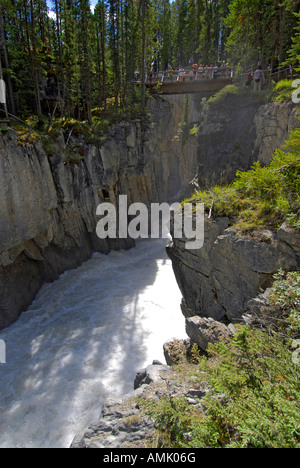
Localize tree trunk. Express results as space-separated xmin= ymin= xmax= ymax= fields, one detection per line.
xmin=54 ymin=0 xmax=64 ymax=100
xmin=24 ymin=0 xmax=42 ymax=119
xmin=141 ymin=0 xmax=146 ymax=107
xmin=0 ymin=7 xmax=15 ymax=114
xmin=101 ymin=0 xmax=106 ymax=109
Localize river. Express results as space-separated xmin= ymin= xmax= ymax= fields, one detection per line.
xmin=0 ymin=238 xmax=187 ymax=448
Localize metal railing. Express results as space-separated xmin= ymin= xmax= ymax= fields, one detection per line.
xmin=233 ymin=66 xmax=296 ymax=85
xmin=145 ymin=65 xmax=297 ymax=85
xmin=146 ymin=66 xmax=235 ymax=84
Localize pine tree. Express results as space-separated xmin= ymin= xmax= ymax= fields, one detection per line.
xmin=283 ymin=11 xmax=300 ymax=70
xmin=0 ymin=2 xmax=16 ymax=114
xmin=94 ymin=0 xmax=107 ymax=108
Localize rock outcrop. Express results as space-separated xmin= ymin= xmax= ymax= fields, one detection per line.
xmin=193 ymin=94 xmax=299 ymax=187
xmin=0 ymin=97 xmax=200 ymax=329
xmin=165 ymin=98 xmax=300 ymax=325
xmin=167 ymin=218 xmax=300 ymax=323
xmin=195 ymin=92 xmax=266 ymax=186
xmin=71 ymin=360 xmax=209 ymax=449
xmin=185 ymin=316 xmax=235 ymax=351
xmin=254 ymin=100 xmax=300 ymax=165
xmin=0 ymin=91 xmax=271 ymax=330
xmin=71 ymin=361 xmax=171 ymax=449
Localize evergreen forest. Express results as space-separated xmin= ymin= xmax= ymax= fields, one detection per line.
xmin=0 ymin=0 xmax=299 ymax=122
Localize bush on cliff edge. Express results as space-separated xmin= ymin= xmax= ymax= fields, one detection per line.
xmin=188 ymin=122 xmax=300 ymax=232
xmin=142 ymin=271 xmax=300 ymax=448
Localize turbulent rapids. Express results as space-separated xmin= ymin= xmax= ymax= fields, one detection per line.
xmin=0 ymin=238 xmax=187 ymax=448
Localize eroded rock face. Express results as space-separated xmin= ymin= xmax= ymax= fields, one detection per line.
xmin=167 ymin=218 xmax=300 ymax=323
xmin=185 ymin=316 xmax=234 ymax=351
xmin=196 ymin=93 xmax=265 ymax=186
xmin=193 ymin=95 xmax=299 ymax=187
xmin=0 ymin=96 xmax=201 ymax=329
xmin=254 ymin=100 xmax=300 ymax=165
xmin=166 ymin=99 xmax=300 ymax=324
xmin=0 ymin=95 xmax=298 ymax=329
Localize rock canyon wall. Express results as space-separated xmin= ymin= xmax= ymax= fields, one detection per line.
xmin=1 ymin=92 xmax=297 ymax=330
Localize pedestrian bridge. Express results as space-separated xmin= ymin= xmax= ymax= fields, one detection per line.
xmin=144 ymin=64 xmax=294 ymax=96
xmin=146 ymin=78 xmax=233 ymax=96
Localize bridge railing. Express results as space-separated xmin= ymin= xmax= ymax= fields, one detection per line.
xmin=146 ymin=67 xmax=235 ymax=84
xmin=145 ymin=65 xmax=297 ymax=85
xmin=233 ymin=66 xmax=296 ymax=85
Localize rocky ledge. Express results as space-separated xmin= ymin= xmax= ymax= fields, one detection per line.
xmin=70 ymin=356 xmax=211 ymax=449
xmin=167 ymin=217 xmax=300 ymax=323
xmin=71 ymin=362 xmax=181 ymax=449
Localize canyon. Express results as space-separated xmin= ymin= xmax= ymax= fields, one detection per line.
xmin=0 ymin=90 xmax=299 ymax=448
xmin=0 ymin=95 xmax=196 ymax=329
xmin=2 ymin=91 xmax=297 ymax=330
xmin=71 ymin=95 xmax=300 ymax=449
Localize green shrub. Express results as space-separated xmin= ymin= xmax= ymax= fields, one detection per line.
xmin=141 ymin=273 xmax=300 ymax=449
xmin=270 ymin=80 xmax=295 ymax=102
xmin=142 ymin=395 xmax=192 ymax=448
xmin=206 ymin=84 xmax=239 ymax=106
xmin=142 ymin=326 xmax=300 ymax=448
xmin=269 ymin=270 xmax=300 ymax=334
xmin=191 ymin=322 xmax=300 ymax=448
xmin=190 ymin=124 xmax=300 ymax=232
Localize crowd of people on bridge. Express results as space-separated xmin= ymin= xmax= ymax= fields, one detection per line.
xmin=147 ymin=61 xmax=234 ymax=84
xmin=174 ymin=61 xmax=233 ymax=82
xmin=147 ymin=60 xmax=294 ymax=92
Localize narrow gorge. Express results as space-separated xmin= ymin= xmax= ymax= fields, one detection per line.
xmin=0 ymin=91 xmax=283 ymax=329
xmin=0 ymin=90 xmax=299 ymax=448
xmin=0 ymin=95 xmax=197 ymax=330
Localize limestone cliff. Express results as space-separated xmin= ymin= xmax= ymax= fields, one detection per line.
xmin=167 ymin=219 xmax=300 ymax=322
xmin=254 ymin=100 xmax=300 ymax=165
xmin=0 ymin=96 xmax=199 ymax=329
xmin=195 ymin=92 xmax=266 ymax=186
xmin=1 ymin=93 xmax=295 ymax=330
xmin=167 ymin=99 xmax=300 ymax=323
xmin=191 ymin=93 xmax=300 ymax=187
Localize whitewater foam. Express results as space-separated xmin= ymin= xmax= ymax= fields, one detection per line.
xmin=0 ymin=238 xmax=186 ymax=448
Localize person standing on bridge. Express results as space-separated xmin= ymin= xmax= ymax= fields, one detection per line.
xmin=179 ymin=68 xmax=186 ymax=82
xmin=213 ymin=64 xmax=219 ymax=79
xmin=149 ymin=67 xmax=153 ymax=84
xmin=198 ymin=65 xmax=204 ymax=80
xmin=192 ymin=64 xmax=198 ymax=80
xmin=246 ymin=69 xmax=253 ymax=86
xmin=254 ymin=65 xmax=265 ymax=92
xmin=226 ymin=63 xmax=230 ymax=78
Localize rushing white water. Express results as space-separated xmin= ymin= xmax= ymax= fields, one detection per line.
xmin=0 ymin=238 xmax=187 ymax=448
